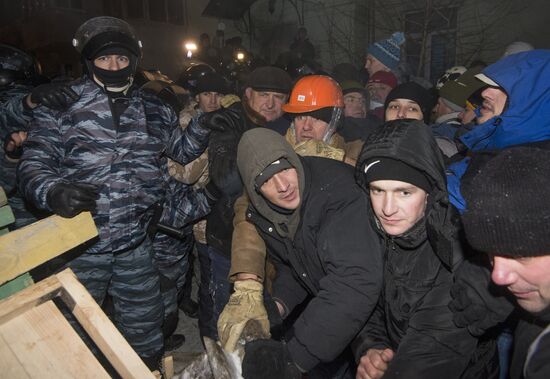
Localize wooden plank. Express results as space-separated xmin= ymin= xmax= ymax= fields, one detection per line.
xmin=0 ymin=333 xmax=31 ymax=379
xmin=0 ymin=275 xmax=62 ymax=324
xmin=0 ymin=212 xmax=98 ymax=285
xmin=0 ymin=300 xmax=110 ymax=379
xmin=56 ymin=269 xmax=156 ymax=379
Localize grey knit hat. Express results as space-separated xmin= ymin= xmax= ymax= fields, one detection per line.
xmin=462 ymin=146 xmax=550 ymax=257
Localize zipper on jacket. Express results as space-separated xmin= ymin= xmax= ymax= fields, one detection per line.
xmin=389 ymin=237 xmax=397 ymax=252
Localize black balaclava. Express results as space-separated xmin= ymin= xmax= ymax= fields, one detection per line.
xmin=89 ymin=46 xmax=137 ymax=94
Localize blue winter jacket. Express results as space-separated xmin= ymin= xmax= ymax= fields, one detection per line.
xmin=447 ymin=49 xmax=550 ymax=212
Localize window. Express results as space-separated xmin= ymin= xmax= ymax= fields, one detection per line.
xmin=167 ymin=0 xmax=184 ymax=24
xmin=430 ymin=33 xmax=456 ymax=83
xmin=0 ymin=0 xmax=23 ymax=21
xmin=405 ymin=7 xmax=458 ymax=83
xmin=149 ymin=0 xmax=166 ymax=22
xmin=103 ymin=0 xmax=123 ymax=18
xmin=54 ymin=0 xmax=83 ymax=9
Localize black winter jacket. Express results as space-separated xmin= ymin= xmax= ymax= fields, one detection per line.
xmin=509 ymin=309 xmax=550 ymax=379
xmin=237 ymin=128 xmax=383 ymax=372
xmin=352 ymin=119 xmax=498 ymax=379
xmin=523 ymin=310 xmax=550 ymax=379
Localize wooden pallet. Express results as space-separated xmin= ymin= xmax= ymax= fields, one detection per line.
xmin=0 ymin=196 xmax=171 ymax=378
xmin=0 ymin=268 xmax=157 ymax=379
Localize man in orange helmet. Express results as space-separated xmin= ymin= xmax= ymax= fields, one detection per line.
xmin=284 ymin=75 xmax=344 ymax=142
xmin=282 ymin=75 xmax=355 ymax=162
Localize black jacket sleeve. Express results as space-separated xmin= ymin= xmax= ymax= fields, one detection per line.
xmin=351 ymin=299 xmax=392 ymax=362
xmin=383 ymin=271 xmax=479 ymax=379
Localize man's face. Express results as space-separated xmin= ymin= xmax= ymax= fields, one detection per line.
xmin=260 ymin=168 xmax=301 ymax=210
xmin=344 ymin=92 xmax=367 ymax=118
xmin=93 ymin=55 xmax=130 ymax=71
xmin=365 ymin=54 xmax=390 ymax=76
xmin=294 ymin=115 xmax=330 ymax=143
xmin=369 ymin=180 xmax=428 ymax=236
xmin=491 ymin=255 xmax=550 ymax=313
xmin=477 ymin=87 xmax=507 ymax=124
xmin=367 ymin=83 xmax=392 ymax=104
xmin=385 ymin=99 xmax=423 ymax=121
xmin=196 ymin=92 xmax=222 ymax=113
xmin=245 ymin=88 xmax=287 ymax=121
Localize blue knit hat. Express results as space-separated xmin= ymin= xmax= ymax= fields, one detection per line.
xmin=367 ymin=32 xmax=405 ymax=71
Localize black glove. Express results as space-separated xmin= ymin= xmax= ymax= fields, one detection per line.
xmin=242 ymin=339 xmax=302 ymax=379
xmin=449 ymin=258 xmax=515 ymax=336
xmin=205 ymin=108 xmax=254 ymax=196
xmin=30 ymin=83 xmax=79 ymax=110
xmin=46 ymin=182 xmax=99 ymax=218
xmin=264 ymin=296 xmax=284 ymax=340
xmin=199 ymin=107 xmax=248 ymax=134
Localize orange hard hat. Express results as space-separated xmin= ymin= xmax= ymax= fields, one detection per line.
xmin=282 ymin=75 xmax=344 ymax=113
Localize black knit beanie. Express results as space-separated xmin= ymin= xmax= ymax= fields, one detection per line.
xmin=255 ymin=158 xmax=293 ymax=190
xmin=384 ymin=82 xmax=433 ymax=122
xmin=462 ymin=146 xmax=550 ymax=257
xmin=363 ymin=157 xmax=432 ymax=193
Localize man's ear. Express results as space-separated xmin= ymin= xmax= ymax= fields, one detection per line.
xmin=244 ymin=87 xmax=252 ymax=100
xmin=195 ymin=94 xmax=200 ymax=104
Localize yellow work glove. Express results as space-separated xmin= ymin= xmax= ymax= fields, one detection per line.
xmin=217 ymin=280 xmax=270 ymax=352
xmin=220 ymin=94 xmax=241 ymax=109
xmin=294 ymin=139 xmax=345 ymax=161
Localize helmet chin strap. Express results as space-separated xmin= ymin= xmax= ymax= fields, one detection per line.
xmin=322 ymin=107 xmax=343 ymax=144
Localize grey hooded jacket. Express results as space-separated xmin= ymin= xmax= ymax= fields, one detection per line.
xmin=237 ymin=128 xmax=383 ymax=371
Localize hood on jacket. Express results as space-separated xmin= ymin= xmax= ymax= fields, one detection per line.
xmin=460 ymin=49 xmax=550 ymax=151
xmin=355 ymin=119 xmax=455 ymax=268
xmin=237 ymin=128 xmax=305 ymax=239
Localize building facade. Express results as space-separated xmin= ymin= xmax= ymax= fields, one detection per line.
xmin=0 ymin=0 xmax=219 ymax=79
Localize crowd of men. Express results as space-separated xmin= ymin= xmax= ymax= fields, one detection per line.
xmin=1 ymin=15 xmax=550 ymax=379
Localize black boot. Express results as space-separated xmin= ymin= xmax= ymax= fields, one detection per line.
xmin=164 ymin=333 xmax=186 ymax=351
xmin=162 ymin=310 xmax=185 ymax=351
xmin=141 ymin=350 xmax=164 ymax=372
xmin=179 ymin=297 xmax=199 ymax=318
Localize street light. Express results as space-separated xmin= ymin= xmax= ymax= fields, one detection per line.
xmin=184 ymin=41 xmax=197 ymax=58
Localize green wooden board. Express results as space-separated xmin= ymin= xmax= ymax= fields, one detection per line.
xmin=0 ymin=205 xmax=15 ymax=229
xmin=0 ymin=272 xmax=34 ymax=300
